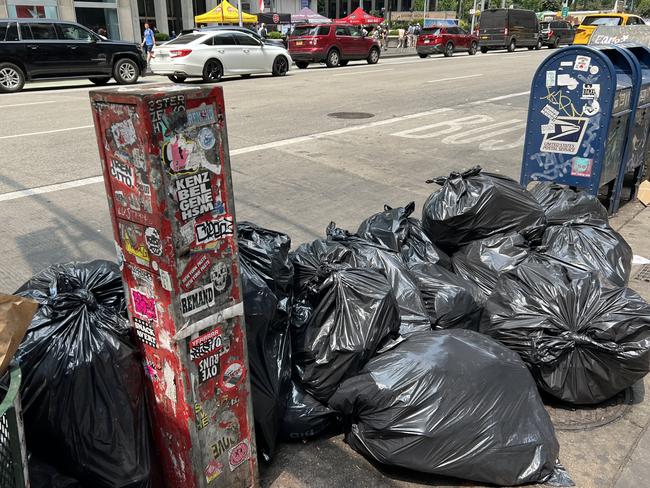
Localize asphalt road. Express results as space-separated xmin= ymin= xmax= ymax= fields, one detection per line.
xmin=0 ymin=48 xmax=551 ymax=290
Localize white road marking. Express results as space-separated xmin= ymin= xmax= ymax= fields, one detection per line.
xmin=333 ymin=68 xmax=393 ymax=77
xmin=0 ymin=125 xmax=93 ymax=140
xmin=0 ymin=90 xmax=532 ymax=202
xmin=0 ymin=101 xmax=58 ymax=108
xmin=0 ymin=176 xmax=104 ymax=203
xmin=427 ymin=74 xmax=483 ymax=83
xmin=469 ymin=90 xmax=531 ymax=105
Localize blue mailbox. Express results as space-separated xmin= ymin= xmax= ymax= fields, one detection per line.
xmin=521 ymin=45 xmax=641 ymax=213
xmin=622 ymin=45 xmax=650 ymax=198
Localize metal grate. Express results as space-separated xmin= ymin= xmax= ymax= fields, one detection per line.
xmin=0 ymin=412 xmax=17 ymax=487
xmin=0 ymin=364 xmax=26 ymax=488
xmin=635 ymin=264 xmax=650 ymax=282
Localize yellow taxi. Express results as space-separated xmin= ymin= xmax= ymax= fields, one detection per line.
xmin=573 ymin=13 xmax=646 ymax=44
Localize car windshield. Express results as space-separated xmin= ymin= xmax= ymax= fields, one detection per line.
xmin=582 ymin=16 xmax=623 ymax=26
xmin=291 ymin=26 xmax=321 ymax=36
xmin=540 ymin=22 xmax=550 ymax=30
xmin=165 ymin=33 xmax=205 ymax=44
xmin=421 ymin=28 xmax=441 ymax=35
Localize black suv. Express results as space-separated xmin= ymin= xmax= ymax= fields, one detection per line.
xmin=0 ymin=18 xmax=147 ymax=93
xmin=540 ymin=20 xmax=575 ymax=48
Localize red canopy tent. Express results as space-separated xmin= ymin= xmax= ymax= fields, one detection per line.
xmin=334 ymin=8 xmax=384 ymax=25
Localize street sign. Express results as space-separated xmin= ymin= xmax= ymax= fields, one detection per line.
xmin=561 ymin=6 xmax=569 ymax=17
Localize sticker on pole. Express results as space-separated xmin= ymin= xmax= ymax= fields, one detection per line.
xmin=539 ymin=116 xmax=589 ymax=155
xmin=570 ymin=157 xmax=593 ymax=177
xmin=220 ymin=360 xmax=245 ymax=390
xmin=228 ymin=439 xmax=250 ymax=471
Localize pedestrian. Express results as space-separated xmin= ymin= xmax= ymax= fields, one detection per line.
xmin=97 ymin=26 xmax=107 ymax=37
xmin=361 ymin=25 xmax=368 ymax=37
xmin=141 ymin=23 xmax=156 ymax=67
xmin=258 ymin=23 xmax=268 ymax=38
xmin=406 ymin=24 xmax=413 ymax=47
xmin=382 ymin=26 xmax=388 ymax=50
xmin=398 ymin=26 xmax=406 ymax=50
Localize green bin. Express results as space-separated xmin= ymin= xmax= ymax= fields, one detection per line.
xmin=0 ymin=362 xmax=28 ymax=488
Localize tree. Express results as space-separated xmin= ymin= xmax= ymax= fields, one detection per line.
xmin=413 ymin=0 xmax=425 ymax=10
xmin=635 ymin=0 xmax=650 ymax=17
xmin=541 ymin=0 xmax=560 ymax=10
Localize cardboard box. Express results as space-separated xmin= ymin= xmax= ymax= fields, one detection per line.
xmin=90 ymin=85 xmax=257 ymax=488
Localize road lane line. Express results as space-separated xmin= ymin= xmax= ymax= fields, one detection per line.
xmin=0 ymin=125 xmax=93 ymax=140
xmin=333 ymin=68 xmax=393 ymax=77
xmin=469 ymin=90 xmax=531 ymax=105
xmin=0 ymin=101 xmax=58 ymax=108
xmin=0 ymin=90 xmax=532 ymax=202
xmin=427 ymin=74 xmax=483 ymax=83
xmin=0 ymin=176 xmax=104 ymax=203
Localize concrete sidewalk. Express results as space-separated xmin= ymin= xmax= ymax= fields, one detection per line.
xmin=260 ymin=202 xmax=650 ymax=488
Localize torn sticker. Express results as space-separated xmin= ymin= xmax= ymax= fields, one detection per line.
xmin=195 ymin=403 xmax=210 ymax=431
xmin=545 ymin=70 xmax=556 ymax=87
xmin=144 ymin=227 xmax=163 ymax=256
xmin=221 ymin=361 xmax=245 ymax=390
xmin=180 ymin=219 xmax=195 ymax=246
xmin=198 ymin=127 xmax=216 ymax=150
xmin=187 ymin=104 xmax=216 ymax=127
xmin=159 ymin=269 xmax=172 ymax=291
xmin=228 ymin=439 xmax=250 ymax=471
xmin=570 ymin=156 xmax=593 ymax=177
xmin=111 ymin=118 xmax=136 ymax=147
xmin=189 ymin=328 xmax=223 ymax=362
xmin=574 ymin=55 xmax=591 ymax=72
xmin=541 ymin=104 xmax=560 ymax=121
xmin=557 ymin=74 xmax=578 ymax=90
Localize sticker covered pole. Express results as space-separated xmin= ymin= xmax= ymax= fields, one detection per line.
xmin=89 ymin=85 xmax=258 ymax=488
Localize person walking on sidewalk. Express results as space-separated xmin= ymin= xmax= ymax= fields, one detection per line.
xmin=397 ymin=27 xmax=406 ymax=50
xmin=258 ymin=23 xmax=268 ymax=39
xmin=141 ymin=23 xmax=156 ymax=67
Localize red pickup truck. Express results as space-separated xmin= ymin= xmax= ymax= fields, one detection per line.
xmin=416 ymin=26 xmax=479 ymax=58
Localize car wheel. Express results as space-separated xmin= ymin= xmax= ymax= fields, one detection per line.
xmin=480 ymin=46 xmax=488 ymax=54
xmin=113 ymin=58 xmax=140 ymax=85
xmin=468 ymin=42 xmax=478 ymax=55
xmin=339 ymin=60 xmax=349 ymax=66
xmin=202 ymin=59 xmax=223 ymax=82
xmin=89 ymin=76 xmax=111 ymax=85
xmin=418 ymin=53 xmax=428 ymax=58
xmin=367 ymin=47 xmax=380 ymax=64
xmin=0 ymin=63 xmax=25 ymax=93
xmin=296 ymin=61 xmax=309 ymax=69
xmin=507 ymin=39 xmax=516 ymax=52
xmin=167 ymin=74 xmax=187 ymax=83
xmin=552 ymin=37 xmax=560 ymax=48
xmin=272 ymin=56 xmax=289 ymax=76
xmin=535 ymin=39 xmax=542 ymax=50
xmin=444 ymin=42 xmax=454 ymax=57
xmin=326 ymin=49 xmax=340 ymax=68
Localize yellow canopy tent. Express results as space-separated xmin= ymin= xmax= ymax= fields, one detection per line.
xmin=194 ymin=0 xmax=258 ymax=24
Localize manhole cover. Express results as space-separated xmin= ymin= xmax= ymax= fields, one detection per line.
xmin=328 ymin=112 xmax=375 ymax=119
xmin=635 ymin=264 xmax=650 ymax=282
xmin=544 ymin=388 xmax=632 ymax=431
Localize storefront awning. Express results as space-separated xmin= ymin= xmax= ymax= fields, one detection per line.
xmin=195 ymin=0 xmax=257 ymax=24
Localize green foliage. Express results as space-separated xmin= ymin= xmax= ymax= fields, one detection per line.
xmin=635 ymin=0 xmax=650 ymax=17
xmin=413 ymin=0 xmax=426 ymax=10
xmin=268 ymin=31 xmax=283 ymax=39
xmin=541 ymin=0 xmax=560 ymax=10
xmin=154 ymin=32 xmax=169 ymax=42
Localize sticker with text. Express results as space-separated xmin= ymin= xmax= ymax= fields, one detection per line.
xmin=187 ymin=104 xmax=216 ymax=127
xmin=131 ymin=289 xmax=157 ymax=321
xmin=540 ymin=116 xmax=588 ymax=155
xmin=220 ymin=361 xmax=245 ymax=390
xmin=195 ymin=216 xmax=234 ymax=245
xmin=180 ymin=254 xmax=211 ymax=291
xmin=570 ymin=156 xmax=593 ymax=177
xmin=175 ymin=172 xmax=214 ymax=221
xmin=228 ymin=439 xmax=250 ymax=471
xmin=574 ymin=55 xmax=591 ymax=72
xmin=134 ymin=317 xmax=158 ymax=348
xmin=180 ymin=283 xmax=216 ymax=317
xmin=189 ymin=328 xmax=223 ymax=362
xmin=110 ymin=159 xmax=135 ymax=188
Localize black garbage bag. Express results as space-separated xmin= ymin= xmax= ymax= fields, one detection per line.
xmin=279 ymin=379 xmax=341 ymax=441
xmin=238 ymin=222 xmax=293 ymax=461
xmin=15 ymin=260 xmax=151 ymax=488
xmin=410 ymin=263 xmax=484 ymax=330
xmin=421 ymin=166 xmax=546 ymax=252
xmin=481 ymin=262 xmax=650 ymax=404
xmin=452 ymin=231 xmax=532 ymax=298
xmin=292 ymin=265 xmax=400 ymax=403
xmin=329 ymin=330 xmax=565 ymax=486
xmin=29 ymin=455 xmax=83 ymax=488
xmin=530 ymin=182 xmax=608 ymax=225
xmin=326 ymin=223 xmax=431 ymax=335
xmin=541 ymin=221 xmax=632 ymax=287
xmin=356 ymin=202 xmax=452 ymax=269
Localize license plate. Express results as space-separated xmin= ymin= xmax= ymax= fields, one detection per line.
xmin=158 ymin=53 xmax=168 ymax=59
xmin=481 ymin=36 xmax=488 ymax=39
xmin=296 ymin=41 xmax=303 ymax=46
xmin=424 ymin=39 xmax=430 ymax=44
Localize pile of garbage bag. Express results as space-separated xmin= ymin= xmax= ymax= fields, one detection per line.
xmin=15 ymin=260 xmax=152 ymax=488
xmin=531 ymin=181 xmax=609 ymax=225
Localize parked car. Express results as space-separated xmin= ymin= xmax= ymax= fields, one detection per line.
xmin=478 ymin=8 xmax=542 ymax=53
xmin=573 ymin=13 xmax=645 ymax=45
xmin=416 ymin=25 xmax=479 ymax=58
xmin=198 ymin=25 xmax=286 ymax=48
xmin=0 ymin=18 xmax=146 ymax=93
xmin=288 ymin=23 xmax=381 ymax=68
xmin=150 ymin=30 xmax=291 ymax=82
xmin=540 ymin=20 xmax=575 ymax=48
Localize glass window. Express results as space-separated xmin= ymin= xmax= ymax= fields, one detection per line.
xmin=421 ymin=27 xmax=441 ymax=35
xmin=318 ymin=26 xmax=330 ymax=35
xmin=349 ymin=26 xmax=362 ymax=38
xmin=232 ymin=32 xmax=259 ymax=45
xmin=582 ymin=16 xmax=622 ymax=26
xmin=8 ymin=4 xmax=57 ymax=19
xmin=28 ymin=23 xmax=58 ymax=40
xmin=75 ymin=7 xmax=120 ymax=39
xmin=20 ymin=24 xmax=33 ymax=40
xmin=166 ymin=33 xmax=204 ymax=44
xmin=291 ymin=25 xmax=319 ymax=36
xmin=212 ymin=33 xmax=237 ymax=45
xmin=0 ymin=22 xmax=18 ymax=41
xmin=335 ymin=26 xmax=349 ymax=36
xmin=58 ymin=23 xmax=94 ymax=41
xmin=447 ymin=26 xmax=459 ymax=34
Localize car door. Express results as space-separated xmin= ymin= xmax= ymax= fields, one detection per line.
xmin=56 ymin=23 xmax=108 ymax=75
xmin=231 ymin=31 xmax=266 ymax=73
xmin=334 ymin=25 xmax=353 ymax=58
xmin=19 ymin=22 xmax=67 ymax=77
xmin=456 ymin=27 xmax=471 ymax=50
xmin=210 ymin=32 xmax=241 ymax=75
xmin=347 ymin=26 xmax=366 ymax=58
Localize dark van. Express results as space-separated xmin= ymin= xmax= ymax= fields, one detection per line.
xmin=479 ymin=8 xmax=542 ymax=53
